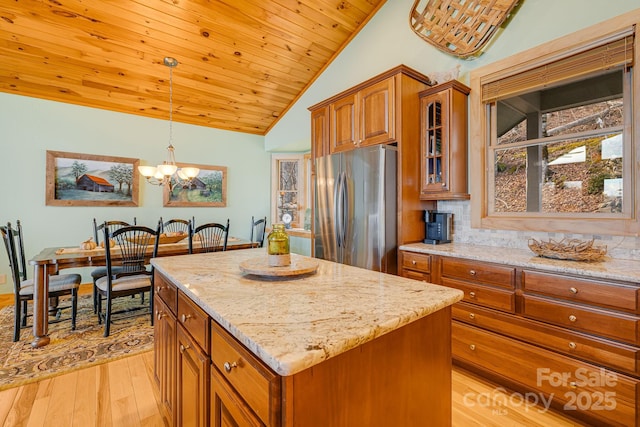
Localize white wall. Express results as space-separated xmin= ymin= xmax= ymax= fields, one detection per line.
xmin=0 ymin=93 xmax=271 ymax=292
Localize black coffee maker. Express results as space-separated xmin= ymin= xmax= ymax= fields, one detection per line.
xmin=423 ymin=210 xmax=452 ymax=244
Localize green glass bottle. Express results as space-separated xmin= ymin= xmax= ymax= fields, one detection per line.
xmin=267 ymin=223 xmax=291 ymax=266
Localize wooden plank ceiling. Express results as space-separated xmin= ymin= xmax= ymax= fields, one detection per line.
xmin=0 ymin=0 xmax=386 ymax=135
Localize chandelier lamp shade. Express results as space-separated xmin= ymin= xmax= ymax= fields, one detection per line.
xmin=138 ymin=57 xmax=199 ymax=190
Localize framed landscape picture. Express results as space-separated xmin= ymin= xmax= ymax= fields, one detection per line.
xmin=46 ymin=150 xmax=140 ymax=206
xmin=163 ymin=163 xmax=227 ymax=207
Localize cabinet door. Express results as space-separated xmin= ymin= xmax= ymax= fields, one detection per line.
xmin=329 ymin=94 xmax=357 ymax=153
xmin=420 ymin=90 xmax=450 ymax=194
xmin=311 ymin=106 xmax=329 ymax=162
xmin=210 ymin=367 xmax=265 ymax=427
xmin=358 ymin=78 xmax=395 ymax=146
xmin=154 ymin=295 xmax=177 ymax=425
xmin=177 ymin=326 xmax=209 ymax=427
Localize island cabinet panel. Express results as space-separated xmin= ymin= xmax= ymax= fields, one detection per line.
xmin=210 ymin=321 xmax=280 ymax=427
xmin=399 ymin=249 xmax=640 ymax=425
xmin=177 ymin=326 xmax=209 ymax=427
xmin=154 ymin=294 xmax=177 ymax=426
xmin=283 ymin=307 xmax=452 ymax=427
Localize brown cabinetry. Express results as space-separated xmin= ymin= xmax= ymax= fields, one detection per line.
xmin=399 ymin=249 xmax=640 ymax=426
xmin=309 ymin=65 xmax=434 ymax=249
xmin=154 ymin=274 xmax=177 ymax=425
xmin=419 ymin=80 xmax=470 ymax=200
xmin=399 ymin=250 xmax=431 ymax=282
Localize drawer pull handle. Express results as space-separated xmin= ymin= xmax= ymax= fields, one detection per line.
xmin=224 ymin=361 xmax=238 ymax=373
xmin=469 ymin=344 xmax=476 ymax=351
xmin=469 ymin=313 xmax=475 ymax=319
xmin=570 ymin=287 xmax=578 ymax=294
xmin=569 ymin=315 xmax=577 ymax=322
xmin=156 ymin=286 xmax=163 ymax=293
xmin=156 ymin=310 xmax=166 ymax=321
xmin=569 ymin=342 xmax=577 ymax=349
xmin=469 ymin=291 xmax=476 ymax=299
xmin=469 ymin=270 xmax=476 ymax=276
xmin=411 ymin=260 xmax=417 ymax=265
xmin=179 ymin=344 xmax=190 ymax=354
xmin=181 ymin=314 xmax=192 ymax=323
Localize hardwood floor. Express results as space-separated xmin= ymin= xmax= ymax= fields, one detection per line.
xmin=0 ymin=351 xmax=586 ymax=427
xmin=0 ymin=292 xmax=585 ymax=426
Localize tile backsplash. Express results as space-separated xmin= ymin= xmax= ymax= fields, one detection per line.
xmin=437 ymin=200 xmax=640 ymax=261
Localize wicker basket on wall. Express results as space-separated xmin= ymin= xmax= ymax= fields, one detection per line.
xmin=409 ymin=0 xmax=520 ymax=59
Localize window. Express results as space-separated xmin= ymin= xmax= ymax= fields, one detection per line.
xmin=271 ymin=153 xmax=310 ymax=229
xmin=469 ymin=17 xmax=639 ymax=236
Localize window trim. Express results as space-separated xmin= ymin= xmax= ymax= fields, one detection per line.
xmin=271 ymin=153 xmax=308 ymax=229
xmin=469 ymin=12 xmax=640 ymax=236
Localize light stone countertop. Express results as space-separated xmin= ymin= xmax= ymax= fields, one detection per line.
xmin=400 ymin=242 xmax=640 ymax=283
xmin=151 ymin=248 xmax=463 ymax=376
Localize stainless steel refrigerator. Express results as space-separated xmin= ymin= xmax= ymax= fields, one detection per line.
xmin=314 ymin=144 xmax=397 ymax=274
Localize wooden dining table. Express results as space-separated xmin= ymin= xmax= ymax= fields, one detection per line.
xmin=28 ymin=237 xmax=254 ymax=348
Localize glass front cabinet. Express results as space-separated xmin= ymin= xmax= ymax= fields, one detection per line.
xmin=419 ymin=80 xmax=470 ymax=200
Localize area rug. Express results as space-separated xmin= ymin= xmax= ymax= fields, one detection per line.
xmin=0 ymin=294 xmax=154 ymax=391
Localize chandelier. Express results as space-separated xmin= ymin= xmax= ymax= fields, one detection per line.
xmin=138 ymin=57 xmax=199 ymax=191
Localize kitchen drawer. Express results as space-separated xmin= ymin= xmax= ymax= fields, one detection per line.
xmin=401 ymin=268 xmax=431 ymax=283
xmin=453 ymin=322 xmax=639 ymax=427
xmin=523 ymin=270 xmax=640 ymax=314
xmin=400 ymin=251 xmax=431 ymax=273
xmin=523 ymin=295 xmax=640 ymax=346
xmin=210 ymin=321 xmax=279 ymax=426
xmin=442 ymin=277 xmax=515 ymax=313
xmin=177 ymin=291 xmax=209 ymax=351
xmin=453 ymin=302 xmax=640 ymax=376
xmin=155 ymin=272 xmax=178 ymax=314
xmin=442 ymin=257 xmax=515 ymax=289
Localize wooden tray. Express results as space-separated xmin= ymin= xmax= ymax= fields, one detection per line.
xmin=239 ymin=257 xmax=319 ymax=277
xmin=126 ymin=234 xmax=187 ymax=245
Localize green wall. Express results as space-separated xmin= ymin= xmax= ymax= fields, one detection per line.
xmin=0 ymin=94 xmax=271 ymax=292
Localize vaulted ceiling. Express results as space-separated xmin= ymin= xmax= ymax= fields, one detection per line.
xmin=0 ymin=0 xmax=386 ymax=135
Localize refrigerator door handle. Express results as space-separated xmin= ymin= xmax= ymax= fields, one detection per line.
xmin=334 ymin=171 xmax=343 ymax=248
xmin=340 ymin=171 xmax=348 ymax=247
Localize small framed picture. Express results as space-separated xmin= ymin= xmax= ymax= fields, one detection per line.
xmin=163 ymin=163 xmax=227 ymax=207
xmin=46 ymin=150 xmax=140 ymax=207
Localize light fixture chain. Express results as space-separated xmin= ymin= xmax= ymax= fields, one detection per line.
xmin=169 ymin=62 xmax=173 ymax=146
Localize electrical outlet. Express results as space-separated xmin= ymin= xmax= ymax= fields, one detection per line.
xmin=0 ymin=274 xmax=5 ymax=285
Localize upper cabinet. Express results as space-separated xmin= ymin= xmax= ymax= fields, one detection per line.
xmin=309 ymin=65 xmax=434 ymax=246
xmin=419 ymin=80 xmax=470 ymax=201
xmin=328 ymin=78 xmax=396 ymax=154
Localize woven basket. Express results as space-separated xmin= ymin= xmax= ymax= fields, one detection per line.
xmin=409 ymin=0 xmax=520 ymax=59
xmin=528 ymin=238 xmax=607 ymax=262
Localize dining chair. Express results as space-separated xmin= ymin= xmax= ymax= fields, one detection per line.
xmin=95 ymin=223 xmax=160 ymax=337
xmin=250 ymin=216 xmax=267 ymax=248
xmin=90 ymin=218 xmax=138 ymax=314
xmin=1 ymin=221 xmax=81 ymax=342
xmin=189 ymin=219 xmax=230 ymax=253
xmin=159 ymin=216 xmax=193 ymax=235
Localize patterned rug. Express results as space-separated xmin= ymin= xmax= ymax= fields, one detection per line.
xmin=0 ymin=294 xmax=154 ymax=391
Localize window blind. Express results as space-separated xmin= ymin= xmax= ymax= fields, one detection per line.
xmin=481 ymin=31 xmax=634 ymax=103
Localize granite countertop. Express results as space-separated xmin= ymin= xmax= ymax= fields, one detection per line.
xmin=400 ymin=242 xmax=640 ymax=283
xmin=151 ymin=248 xmax=463 ymax=376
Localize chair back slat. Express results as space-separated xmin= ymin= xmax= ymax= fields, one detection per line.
xmin=1 ymin=221 xmax=27 ymax=295
xmin=190 ymin=219 xmax=229 ymax=253
xmin=160 ymin=217 xmax=192 ymax=235
xmin=104 ymin=224 xmax=159 ymax=277
xmin=93 ymin=218 xmax=136 ymax=245
xmin=250 ymin=216 xmax=267 ymax=248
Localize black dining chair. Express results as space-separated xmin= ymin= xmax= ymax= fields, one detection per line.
xmin=250 ymin=216 xmax=267 ymax=248
xmin=159 ymin=216 xmax=193 ymax=235
xmin=95 ymin=223 xmax=160 ymax=337
xmin=90 ymin=218 xmax=138 ymax=313
xmin=189 ymin=219 xmax=230 ymax=253
xmin=1 ymin=220 xmax=81 ymax=342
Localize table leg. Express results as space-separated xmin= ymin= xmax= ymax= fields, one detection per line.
xmin=31 ymin=263 xmax=52 ymax=348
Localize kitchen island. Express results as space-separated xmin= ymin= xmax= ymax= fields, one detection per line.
xmin=151 ymin=248 xmax=463 ymax=427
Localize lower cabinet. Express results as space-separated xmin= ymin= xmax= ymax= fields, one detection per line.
xmin=154 ymin=294 xmax=177 ymax=425
xmin=399 ymin=249 xmax=640 ymax=426
xmin=177 ymin=326 xmax=209 ymax=427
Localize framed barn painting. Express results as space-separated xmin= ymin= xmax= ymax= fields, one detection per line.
xmin=46 ymin=150 xmax=140 ymax=207
xmin=163 ymin=163 xmax=227 ymax=207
